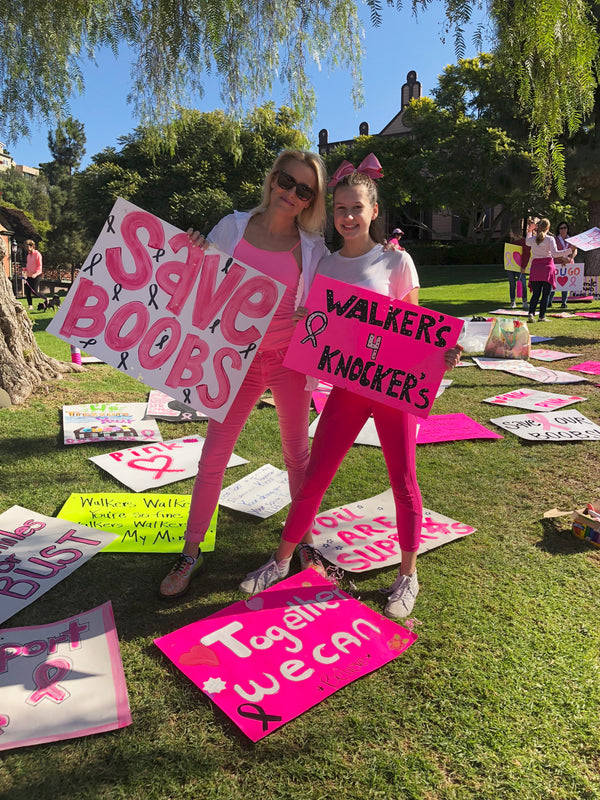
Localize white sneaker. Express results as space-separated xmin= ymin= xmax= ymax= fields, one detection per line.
xmin=385 ymin=571 xmax=419 ymax=619
xmin=510 ymin=301 xmax=517 ymax=309
xmin=239 ymin=554 xmax=290 ymax=595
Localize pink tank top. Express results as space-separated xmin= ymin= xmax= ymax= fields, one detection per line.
xmin=233 ymin=238 xmax=301 ymax=351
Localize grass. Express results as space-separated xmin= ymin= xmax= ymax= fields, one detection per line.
xmin=1 ymin=262 xmax=600 ymax=799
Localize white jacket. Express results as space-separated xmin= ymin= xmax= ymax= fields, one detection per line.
xmin=207 ymin=210 xmax=329 ymax=308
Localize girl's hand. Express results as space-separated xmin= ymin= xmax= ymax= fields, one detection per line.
xmin=292 ymin=305 xmax=309 ymax=322
xmin=444 ymin=344 xmax=463 ymax=371
xmin=186 ymin=228 xmax=209 ymax=250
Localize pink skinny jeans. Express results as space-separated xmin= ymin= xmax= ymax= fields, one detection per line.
xmin=281 ymin=386 xmax=422 ymax=552
xmin=185 ymin=349 xmax=311 ymax=543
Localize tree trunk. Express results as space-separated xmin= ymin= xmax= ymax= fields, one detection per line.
xmin=585 ymin=199 xmax=600 ymax=276
xmin=0 ymin=270 xmax=82 ymax=405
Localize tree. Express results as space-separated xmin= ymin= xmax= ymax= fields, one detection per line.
xmin=41 ymin=117 xmax=91 ymax=279
xmin=76 ymin=104 xmax=307 ymax=238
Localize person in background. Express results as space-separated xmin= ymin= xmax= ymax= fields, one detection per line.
xmin=159 ymin=149 xmax=330 ymax=599
xmin=526 ymin=218 xmax=572 ymax=322
xmin=387 ymin=227 xmax=405 ymax=250
xmin=548 ymin=221 xmax=577 ymax=309
xmin=23 ymin=239 xmax=42 ymax=311
xmin=239 ymin=158 xmax=462 ymax=619
xmin=510 ymin=217 xmax=537 ymax=310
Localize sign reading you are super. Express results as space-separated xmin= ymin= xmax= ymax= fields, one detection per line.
xmin=48 ymin=199 xmax=286 ymax=423
xmin=284 ymin=275 xmax=463 ymax=419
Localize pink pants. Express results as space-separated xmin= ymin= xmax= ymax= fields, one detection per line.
xmin=185 ymin=349 xmax=311 ymax=543
xmin=281 ymin=387 xmax=422 ymax=552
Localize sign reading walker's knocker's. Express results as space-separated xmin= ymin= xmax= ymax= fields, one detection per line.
xmin=48 ymin=199 xmax=286 ymax=423
xmin=284 ymin=275 xmax=464 ymax=419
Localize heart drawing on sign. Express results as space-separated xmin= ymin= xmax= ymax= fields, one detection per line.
xmin=179 ymin=644 xmax=220 ymax=667
xmin=127 ymin=455 xmax=185 ymax=479
xmin=513 ymin=251 xmax=522 ymax=267
xmin=557 ymin=276 xmax=568 ymax=287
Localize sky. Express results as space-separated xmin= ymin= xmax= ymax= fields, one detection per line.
xmin=4 ymin=4 xmax=491 ymax=171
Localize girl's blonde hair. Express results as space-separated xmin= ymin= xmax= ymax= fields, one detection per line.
xmin=535 ymin=218 xmax=550 ymax=245
xmin=252 ymin=149 xmax=327 ymax=234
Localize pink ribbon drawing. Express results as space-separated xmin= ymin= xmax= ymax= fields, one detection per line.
xmin=27 ymin=658 xmax=72 ymax=705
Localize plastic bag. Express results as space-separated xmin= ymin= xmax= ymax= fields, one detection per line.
xmin=483 ymin=317 xmax=530 ymax=359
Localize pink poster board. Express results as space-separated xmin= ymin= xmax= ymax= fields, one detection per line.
xmin=568 ymin=361 xmax=600 ymax=376
xmin=529 ymin=349 xmax=581 ymax=362
xmin=309 ymin=489 xmax=476 ymax=572
xmin=0 ymin=602 xmax=131 ymax=751
xmin=155 ymin=570 xmax=416 ymax=741
xmin=574 ymin=312 xmax=600 ymax=319
xmin=0 ymin=506 xmax=117 ymax=625
xmin=48 ymin=198 xmax=286 ymax=423
xmin=416 ymin=413 xmax=503 ymax=444
xmin=284 ymin=275 xmax=463 ymax=419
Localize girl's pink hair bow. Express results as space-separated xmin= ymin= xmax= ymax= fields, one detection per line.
xmin=327 ymin=153 xmax=384 ymax=187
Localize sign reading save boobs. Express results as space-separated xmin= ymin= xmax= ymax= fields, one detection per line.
xmin=284 ymin=275 xmax=463 ymax=419
xmin=48 ymin=199 xmax=286 ymax=423
xmin=155 ymin=570 xmax=416 ymax=741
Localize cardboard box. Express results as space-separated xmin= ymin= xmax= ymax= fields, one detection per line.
xmin=572 ymin=500 xmax=600 ymax=548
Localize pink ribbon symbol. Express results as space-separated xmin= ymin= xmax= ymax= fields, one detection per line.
xmin=0 ymin=714 xmax=9 ymax=734
xmin=529 ymin=413 xmax=572 ymax=432
xmin=28 ymin=658 xmax=72 ymax=705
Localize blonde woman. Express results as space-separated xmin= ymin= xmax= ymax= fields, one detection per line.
xmin=526 ymin=218 xmax=572 ymax=322
xmin=159 ymin=150 xmax=330 ymax=599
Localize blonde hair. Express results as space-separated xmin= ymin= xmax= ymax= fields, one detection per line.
xmin=251 ymin=149 xmax=327 ymax=234
xmin=535 ymin=218 xmax=550 ymax=245
xmin=26 ymin=239 xmax=35 ymax=248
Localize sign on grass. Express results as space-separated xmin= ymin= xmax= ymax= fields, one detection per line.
xmin=146 ymin=390 xmax=208 ymax=421
xmin=154 ymin=570 xmax=417 ymax=741
xmin=57 ymin=493 xmax=217 ymax=553
xmin=48 ymin=198 xmax=286 ymax=423
xmin=482 ymin=388 xmax=586 ymax=412
xmin=88 ymin=435 xmax=248 ymax=492
xmin=529 ymin=349 xmax=581 ymax=362
xmin=218 ymin=465 xmax=291 ymax=518
xmin=310 ymin=489 xmax=476 ymax=572
xmin=568 ymin=361 xmax=600 ymax=376
xmin=416 ymin=413 xmax=503 ymax=444
xmin=0 ymin=602 xmax=131 ymax=751
xmin=284 ymin=275 xmax=463 ymax=419
xmin=0 ymin=507 xmax=116 ymax=625
xmin=62 ymin=402 xmax=162 ymax=445
xmin=490 ymin=409 xmax=600 ymax=441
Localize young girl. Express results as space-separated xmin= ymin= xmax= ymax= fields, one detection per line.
xmin=526 ymin=218 xmax=572 ymax=322
xmin=159 ymin=149 xmax=330 ymax=599
xmin=239 ymin=162 xmax=462 ymax=619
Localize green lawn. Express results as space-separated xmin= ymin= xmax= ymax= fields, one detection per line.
xmin=1 ymin=263 xmax=600 ymax=800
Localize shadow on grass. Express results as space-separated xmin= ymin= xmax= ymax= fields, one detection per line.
xmin=533 ymin=517 xmax=592 ymax=555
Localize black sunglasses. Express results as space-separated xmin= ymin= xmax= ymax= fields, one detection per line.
xmin=558 ymin=225 xmax=568 ymax=230
xmin=276 ymin=170 xmax=315 ymax=202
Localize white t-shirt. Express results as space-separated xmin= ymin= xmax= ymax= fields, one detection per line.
xmin=317 ymin=244 xmax=420 ymax=301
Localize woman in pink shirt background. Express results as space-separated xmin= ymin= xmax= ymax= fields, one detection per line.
xmin=24 ymin=239 xmax=42 ymax=310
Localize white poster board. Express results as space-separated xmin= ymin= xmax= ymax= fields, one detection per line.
xmin=62 ymin=402 xmax=162 ymax=445
xmin=0 ymin=602 xmax=131 ymax=751
xmin=490 ymin=409 xmax=600 ymax=441
xmin=482 ymin=388 xmax=587 ymax=411
xmin=0 ymin=507 xmax=117 ymax=625
xmin=48 ymin=199 xmax=286 ymax=423
xmin=218 ymin=464 xmax=292 ymax=518
xmin=89 ymin=435 xmax=248 ymax=491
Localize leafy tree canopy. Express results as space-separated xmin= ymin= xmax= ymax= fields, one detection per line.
xmin=76 ymin=104 xmax=307 ymax=238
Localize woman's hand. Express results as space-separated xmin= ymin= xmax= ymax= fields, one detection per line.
xmin=186 ymin=228 xmax=209 ymax=250
xmin=292 ymin=305 xmax=309 ymax=322
xmin=444 ymin=344 xmax=463 ymax=371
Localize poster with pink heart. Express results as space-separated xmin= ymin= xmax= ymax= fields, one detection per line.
xmin=47 ymin=198 xmax=286 ymax=423
xmin=284 ymin=275 xmax=464 ymax=420
xmin=89 ymin=435 xmax=248 ymax=492
xmin=308 ymin=489 xmax=476 ymax=572
xmin=0 ymin=506 xmax=117 ymax=625
xmin=154 ymin=570 xmax=417 ymax=741
xmin=553 ymin=262 xmax=584 ymax=293
xmin=62 ymin=402 xmax=162 ymax=445
xmin=503 ymin=243 xmax=531 ymax=273
xmin=0 ymin=602 xmax=131 ymax=751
